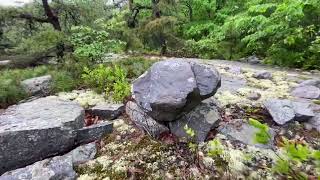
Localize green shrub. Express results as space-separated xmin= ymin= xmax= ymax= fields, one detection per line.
xmin=81 ymin=64 xmax=131 ymax=102
xmin=70 ymin=25 xmax=124 ymax=61
xmin=0 ymin=65 xmax=80 ymax=108
xmin=110 ymin=57 xmax=156 ymax=79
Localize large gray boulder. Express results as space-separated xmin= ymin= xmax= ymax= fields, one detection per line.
xmin=291 ymin=85 xmax=320 ymax=99
xmin=264 ymin=99 xmax=314 ymax=125
xmin=126 ymin=101 xmax=169 ymax=138
xmin=169 ymin=99 xmax=221 ymax=142
xmin=304 ymin=113 xmax=320 ymax=132
xmin=132 ymin=60 xmax=221 ymax=122
xmin=0 ymin=143 xmax=97 ymax=180
xmin=0 ymin=96 xmax=112 ymax=174
xmin=21 ymin=75 xmax=52 ymax=96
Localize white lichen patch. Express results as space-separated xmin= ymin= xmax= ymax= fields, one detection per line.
xmin=57 ymin=89 xmax=107 ymax=108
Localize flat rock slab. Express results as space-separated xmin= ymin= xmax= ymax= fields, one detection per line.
xmin=291 ymin=85 xmax=320 ymax=99
xmin=264 ymin=99 xmax=314 ymax=125
xmin=21 ymin=75 xmax=52 ymax=96
xmin=87 ymin=103 xmax=124 ymax=120
xmin=0 ymin=96 xmax=112 ymax=174
xmin=0 ymin=143 xmax=97 ymax=180
xmin=126 ymin=101 xmax=169 ymax=138
xmin=218 ymin=120 xmax=275 ymax=148
xmin=169 ymin=99 xmax=221 ymax=142
xmin=132 ymin=60 xmax=221 ymax=122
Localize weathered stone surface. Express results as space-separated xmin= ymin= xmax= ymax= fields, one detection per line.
xmin=70 ymin=143 xmax=97 ymax=166
xmin=169 ymin=99 xmax=221 ymax=142
xmin=304 ymin=113 xmax=320 ymax=132
xmin=247 ymin=92 xmax=261 ymax=100
xmin=264 ymin=99 xmax=314 ymax=125
xmin=247 ymin=56 xmax=262 ymax=65
xmin=0 ymin=96 xmax=112 ymax=174
xmin=191 ymin=63 xmax=221 ymax=100
xmin=21 ymin=75 xmax=52 ymax=96
xmin=298 ymin=79 xmax=320 ymax=88
xmin=291 ymin=85 xmax=320 ymax=99
xmin=132 ymin=60 xmax=221 ymax=122
xmin=126 ymin=101 xmax=169 ymax=137
xmin=253 ymin=71 xmax=272 ymax=79
xmin=0 ymin=142 xmax=97 ymax=180
xmin=75 ymin=121 xmax=113 ymax=145
xmin=0 ymin=154 xmax=76 ymax=180
xmin=218 ymin=120 xmax=274 ymax=148
xmin=87 ymin=103 xmax=124 ymax=120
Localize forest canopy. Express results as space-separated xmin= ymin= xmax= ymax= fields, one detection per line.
xmin=0 ymin=0 xmax=320 ymax=69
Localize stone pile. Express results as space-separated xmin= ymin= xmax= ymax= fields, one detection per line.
xmin=126 ymin=60 xmax=222 ymax=142
xmin=0 ymin=96 xmax=113 ymax=177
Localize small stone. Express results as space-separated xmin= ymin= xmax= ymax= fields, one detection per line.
xmin=291 ymin=85 xmax=320 ymax=99
xmin=21 ymin=75 xmax=52 ymax=96
xmin=247 ymin=92 xmax=261 ymax=100
xmin=298 ymin=79 xmax=320 ymax=88
xmin=253 ymin=71 xmax=272 ymax=80
xmin=264 ymin=99 xmax=314 ymax=125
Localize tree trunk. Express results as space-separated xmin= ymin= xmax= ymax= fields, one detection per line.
xmin=42 ymin=0 xmax=61 ymax=31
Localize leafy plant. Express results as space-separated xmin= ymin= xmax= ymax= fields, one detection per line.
xmin=248 ymin=118 xmax=271 ymax=144
xmin=81 ymin=64 xmax=131 ymax=102
xmin=70 ymin=25 xmax=124 ymax=61
xmin=207 ymin=139 xmax=224 ymax=158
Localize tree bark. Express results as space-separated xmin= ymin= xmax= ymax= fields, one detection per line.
xmin=42 ymin=0 xmax=61 ymax=31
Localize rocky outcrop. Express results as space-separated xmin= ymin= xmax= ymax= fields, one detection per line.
xmin=87 ymin=103 xmax=124 ymax=120
xmin=264 ymin=99 xmax=314 ymax=125
xmin=132 ymin=60 xmax=221 ymax=122
xmin=0 ymin=96 xmax=113 ymax=174
xmin=126 ymin=101 xmax=169 ymax=138
xmin=128 ymin=60 xmax=222 ymax=142
xmin=21 ymin=75 xmax=52 ymax=96
xmin=0 ymin=143 xmax=97 ymax=180
xmin=169 ymin=99 xmax=221 ymax=142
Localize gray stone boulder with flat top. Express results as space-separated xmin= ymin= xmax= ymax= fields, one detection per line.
xmin=0 ymin=96 xmax=113 ymax=174
xmin=264 ymin=99 xmax=314 ymax=125
xmin=21 ymin=75 xmax=52 ymax=96
xmin=132 ymin=60 xmax=221 ymax=122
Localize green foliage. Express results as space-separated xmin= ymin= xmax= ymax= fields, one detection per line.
xmin=110 ymin=57 xmax=156 ymax=79
xmin=81 ymin=64 xmax=131 ymax=102
xmin=70 ymin=24 xmax=124 ymax=61
xmin=184 ymin=125 xmax=197 ymax=152
xmin=248 ymin=118 xmax=271 ymax=144
xmin=207 ymin=139 xmax=224 ymax=158
xmin=12 ymin=29 xmax=64 ymax=54
xmin=0 ymin=65 xmax=78 ymax=108
xmin=273 ymin=138 xmax=320 ymax=179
